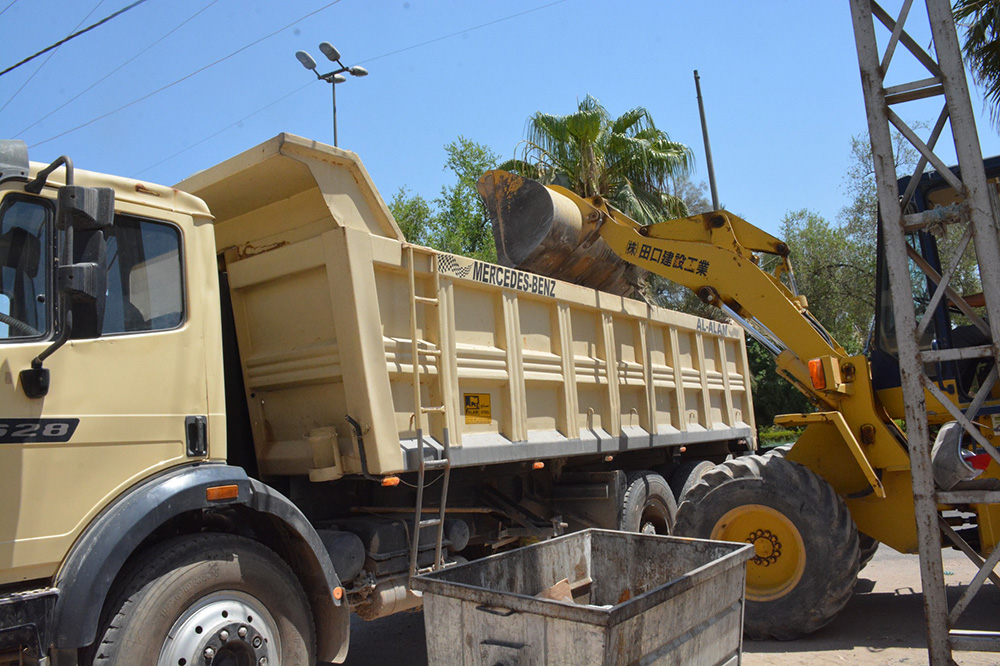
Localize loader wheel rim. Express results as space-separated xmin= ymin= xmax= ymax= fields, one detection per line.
xmin=157 ymin=591 xmax=280 ymax=666
xmin=711 ymin=504 xmax=806 ymax=602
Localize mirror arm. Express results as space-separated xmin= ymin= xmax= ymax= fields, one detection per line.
xmin=25 ymin=156 xmax=73 ymax=194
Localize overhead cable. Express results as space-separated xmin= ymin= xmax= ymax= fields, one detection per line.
xmin=0 ymin=0 xmax=106 ymax=114
xmin=0 ymin=0 xmax=150 ymax=78
xmin=28 ymin=0 xmax=342 ymax=149
xmin=17 ymin=0 xmax=218 ymax=137
xmin=0 ymin=0 xmax=21 ymax=19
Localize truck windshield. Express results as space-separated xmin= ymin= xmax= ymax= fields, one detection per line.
xmin=0 ymin=196 xmax=50 ymax=340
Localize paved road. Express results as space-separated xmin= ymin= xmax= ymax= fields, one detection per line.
xmin=342 ymin=546 xmax=1000 ymax=665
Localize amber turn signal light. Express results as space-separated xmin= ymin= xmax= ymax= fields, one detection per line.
xmin=206 ymin=485 xmax=239 ymax=501
xmin=808 ymin=358 xmax=827 ymax=390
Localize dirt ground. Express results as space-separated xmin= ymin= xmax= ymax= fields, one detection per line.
xmin=341 ymin=545 xmax=1000 ymax=665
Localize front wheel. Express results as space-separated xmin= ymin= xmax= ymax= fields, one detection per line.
xmin=620 ymin=470 xmax=677 ymax=535
xmin=675 ymin=454 xmax=859 ymax=640
xmin=88 ymin=534 xmax=315 ymax=666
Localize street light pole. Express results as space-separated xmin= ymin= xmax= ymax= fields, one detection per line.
xmin=331 ymin=78 xmax=338 ymax=147
xmin=295 ymin=42 xmax=368 ymax=148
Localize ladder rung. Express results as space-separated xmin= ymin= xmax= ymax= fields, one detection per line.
xmin=421 ymin=406 xmax=446 ymax=414
xmin=414 ymin=296 xmax=439 ymax=306
xmin=950 ymin=630 xmax=1000 ymax=652
xmin=937 ymin=490 xmax=1000 ymax=504
xmin=419 ymin=518 xmax=443 ymax=528
xmin=423 ymin=459 xmax=450 ymax=470
xmin=416 ymin=348 xmax=442 ymax=357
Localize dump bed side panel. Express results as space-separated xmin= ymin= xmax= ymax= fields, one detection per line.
xmin=195 ymin=134 xmax=754 ymax=478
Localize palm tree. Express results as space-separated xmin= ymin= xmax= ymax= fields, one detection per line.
xmin=954 ymin=0 xmax=1000 ymax=125
xmin=501 ymin=95 xmax=694 ymax=225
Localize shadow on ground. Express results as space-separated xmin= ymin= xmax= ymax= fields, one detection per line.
xmin=744 ymin=571 xmax=1000 ymax=656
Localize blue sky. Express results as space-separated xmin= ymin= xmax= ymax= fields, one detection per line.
xmin=3 ymin=0 xmax=999 ymax=238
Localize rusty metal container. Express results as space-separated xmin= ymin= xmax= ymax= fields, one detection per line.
xmin=412 ymin=529 xmax=754 ymax=665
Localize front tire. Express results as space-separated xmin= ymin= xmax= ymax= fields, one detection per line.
xmin=620 ymin=470 xmax=677 ymax=535
xmin=675 ymin=454 xmax=859 ymax=640
xmin=88 ymin=534 xmax=315 ymax=666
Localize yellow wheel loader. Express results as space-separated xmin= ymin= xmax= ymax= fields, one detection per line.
xmin=478 ymin=166 xmax=1000 ymax=640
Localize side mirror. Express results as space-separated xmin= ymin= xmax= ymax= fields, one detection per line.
xmin=56 ymin=185 xmax=114 ymax=339
xmin=18 ymin=153 xmax=116 ymax=398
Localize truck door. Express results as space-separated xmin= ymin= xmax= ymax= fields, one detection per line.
xmin=0 ymin=195 xmax=210 ymax=584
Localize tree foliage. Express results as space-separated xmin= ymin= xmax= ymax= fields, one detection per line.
xmin=388 ymin=136 xmax=499 ymax=262
xmin=955 ymin=0 xmax=1000 ymax=126
xmin=502 ymin=95 xmax=694 ymax=225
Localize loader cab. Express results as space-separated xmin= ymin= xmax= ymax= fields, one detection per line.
xmin=869 ymin=156 xmax=999 ymax=412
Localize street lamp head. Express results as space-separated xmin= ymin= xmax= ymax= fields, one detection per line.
xmin=295 ymin=50 xmax=317 ymax=71
xmin=349 ymin=66 xmax=368 ymax=77
xmin=332 ymin=73 xmax=347 ymax=84
xmin=318 ymin=42 xmax=341 ymax=62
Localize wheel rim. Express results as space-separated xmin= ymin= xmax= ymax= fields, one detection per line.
xmin=639 ymin=498 xmax=671 ymax=535
xmin=711 ymin=504 xmax=806 ymax=602
xmin=157 ymin=591 xmax=280 ymax=666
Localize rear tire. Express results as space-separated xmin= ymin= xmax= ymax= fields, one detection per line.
xmin=667 ymin=460 xmax=716 ymax=502
xmin=620 ymin=471 xmax=677 ymax=535
xmin=88 ymin=533 xmax=315 ymax=666
xmin=675 ymin=454 xmax=859 ymax=640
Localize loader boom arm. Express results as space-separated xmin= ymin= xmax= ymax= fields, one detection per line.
xmin=480 ymin=170 xmax=847 ymax=411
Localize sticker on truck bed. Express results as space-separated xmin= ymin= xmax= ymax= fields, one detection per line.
xmin=0 ymin=418 xmax=79 ymax=443
xmin=464 ymin=394 xmax=491 ymax=424
xmin=439 ymin=255 xmax=556 ymax=298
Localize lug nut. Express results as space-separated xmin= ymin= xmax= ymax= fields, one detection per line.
xmin=219 ymin=630 xmax=229 ymax=642
xmin=204 ymin=646 xmax=215 ymax=661
xmin=238 ymin=626 xmax=248 ymax=639
xmin=252 ymin=636 xmax=263 ymax=648
xmin=259 ymin=659 xmax=268 ymax=666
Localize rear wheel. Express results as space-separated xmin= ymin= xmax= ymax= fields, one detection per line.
xmin=620 ymin=471 xmax=677 ymax=535
xmin=675 ymin=454 xmax=859 ymax=640
xmin=667 ymin=460 xmax=716 ymax=503
xmin=88 ymin=534 xmax=315 ymax=666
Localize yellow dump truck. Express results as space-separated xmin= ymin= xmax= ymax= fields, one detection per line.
xmin=0 ymin=133 xmax=755 ymax=665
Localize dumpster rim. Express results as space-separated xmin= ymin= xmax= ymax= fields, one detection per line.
xmin=411 ymin=529 xmax=753 ymax=628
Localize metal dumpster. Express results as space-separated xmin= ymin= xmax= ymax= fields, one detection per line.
xmin=411 ymin=529 xmax=754 ymax=665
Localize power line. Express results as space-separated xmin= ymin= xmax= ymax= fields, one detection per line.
xmin=0 ymin=0 xmax=21 ymax=19
xmin=132 ymin=0 xmax=574 ymax=175
xmin=16 ymin=1 xmax=219 ymax=137
xmin=0 ymin=0 xmax=146 ymax=76
xmin=0 ymin=0 xmax=149 ymax=78
xmin=0 ymin=1 xmax=107 ymax=114
xmin=133 ymin=81 xmax=313 ymax=177
xmin=357 ymin=0 xmax=570 ymax=65
xmin=28 ymin=0 xmax=343 ymax=149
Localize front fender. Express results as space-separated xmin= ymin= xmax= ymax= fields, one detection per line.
xmin=50 ymin=463 xmax=348 ymax=663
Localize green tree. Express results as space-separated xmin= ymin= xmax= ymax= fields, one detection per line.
xmin=429 ymin=137 xmax=499 ymax=262
xmin=503 ymin=95 xmax=693 ymax=225
xmin=388 ymin=137 xmax=499 ymax=262
xmin=388 ymin=187 xmax=433 ymax=245
xmin=780 ymin=209 xmax=871 ymax=354
xmin=955 ymin=0 xmax=1000 ymax=126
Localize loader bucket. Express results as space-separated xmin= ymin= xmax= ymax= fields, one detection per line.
xmin=477 ymin=170 xmax=643 ymax=297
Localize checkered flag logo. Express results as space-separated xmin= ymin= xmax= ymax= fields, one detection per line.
xmin=438 ymin=254 xmax=472 ymax=278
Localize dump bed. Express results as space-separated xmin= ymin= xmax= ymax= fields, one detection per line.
xmin=177 ymin=134 xmax=755 ymax=478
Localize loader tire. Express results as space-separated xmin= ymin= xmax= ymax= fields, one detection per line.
xmin=675 ymin=454 xmax=859 ymax=640
xmin=87 ymin=533 xmax=315 ymax=666
xmin=667 ymin=459 xmax=716 ymax=503
xmin=620 ymin=470 xmax=677 ymax=535
xmin=858 ymin=533 xmax=880 ymax=571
